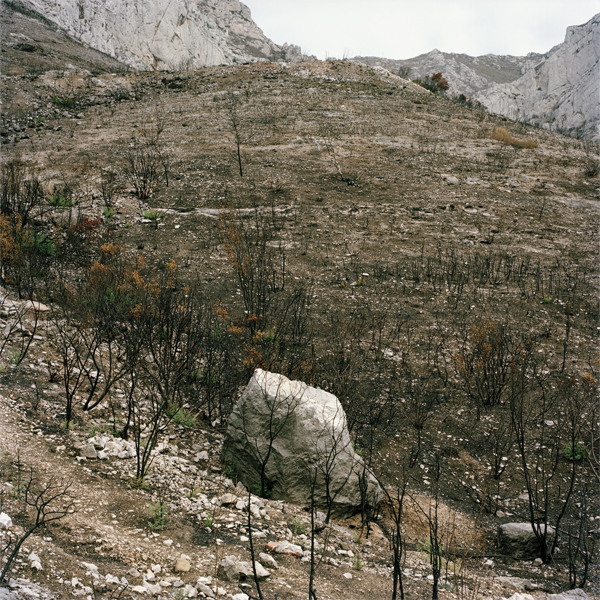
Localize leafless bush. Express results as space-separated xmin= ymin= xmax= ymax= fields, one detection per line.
xmin=224 ymin=92 xmax=246 ymax=176
xmin=0 ymin=296 xmax=42 ymax=367
xmin=123 ymin=140 xmax=162 ymax=200
xmin=218 ymin=208 xmax=286 ymax=335
xmin=0 ymin=155 xmax=44 ymax=227
xmin=0 ymin=454 xmax=75 ymax=583
xmin=509 ymin=367 xmax=583 ymax=563
xmin=453 ymin=318 xmax=524 ymax=412
xmin=397 ymin=66 xmax=411 ymax=79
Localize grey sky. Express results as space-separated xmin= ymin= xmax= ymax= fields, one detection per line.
xmin=245 ymin=1 xmax=598 ymax=59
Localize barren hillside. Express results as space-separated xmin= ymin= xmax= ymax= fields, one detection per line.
xmin=0 ymin=16 xmax=599 ymax=600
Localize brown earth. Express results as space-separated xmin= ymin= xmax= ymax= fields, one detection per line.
xmin=1 ymin=6 xmax=599 ymax=600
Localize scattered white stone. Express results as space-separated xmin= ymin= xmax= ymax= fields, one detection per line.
xmin=259 ymin=553 xmax=277 ymax=569
xmin=182 ymin=584 xmax=197 ymax=597
xmin=28 ymin=551 xmax=42 ymax=570
xmin=144 ymin=582 xmax=162 ymax=596
xmin=0 ymin=512 xmax=12 ymax=529
xmin=175 ymin=556 xmax=191 ymax=572
xmin=196 ymin=582 xmax=214 ymax=597
xmin=441 ymin=174 xmax=459 ymax=184
xmin=78 ymin=443 xmax=98 ymax=459
xmin=266 ymin=540 xmax=303 ymax=557
xmin=343 ymin=572 xmax=352 ymax=579
xmin=220 ymin=493 xmax=236 ymax=505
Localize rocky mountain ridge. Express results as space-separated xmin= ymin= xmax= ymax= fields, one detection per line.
xmin=12 ymin=0 xmax=301 ymax=70
xmin=351 ymin=50 xmax=544 ymax=97
xmin=475 ymin=13 xmax=600 ymax=141
xmin=353 ymin=13 xmax=600 ymax=141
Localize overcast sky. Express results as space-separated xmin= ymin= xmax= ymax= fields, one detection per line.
xmin=245 ymin=1 xmax=598 ymax=60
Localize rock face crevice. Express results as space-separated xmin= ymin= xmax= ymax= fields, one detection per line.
xmin=16 ymin=0 xmax=301 ymax=70
xmin=476 ymin=14 xmax=600 ymax=142
xmin=222 ymin=369 xmax=382 ymax=518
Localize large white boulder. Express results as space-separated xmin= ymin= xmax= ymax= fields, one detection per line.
xmin=222 ymin=369 xmax=382 ymax=518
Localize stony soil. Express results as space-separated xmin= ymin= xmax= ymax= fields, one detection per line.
xmin=1 ymin=10 xmax=599 ymax=600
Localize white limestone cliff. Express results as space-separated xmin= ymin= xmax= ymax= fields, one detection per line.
xmin=476 ymin=14 xmax=600 ymax=141
xmin=17 ymin=0 xmax=300 ymax=70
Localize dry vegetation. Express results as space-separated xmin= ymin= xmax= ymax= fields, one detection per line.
xmin=1 ymin=32 xmax=599 ymax=600
xmin=490 ymin=126 xmax=539 ymax=149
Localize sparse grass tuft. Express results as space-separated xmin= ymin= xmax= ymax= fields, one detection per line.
xmin=143 ymin=209 xmax=161 ymax=220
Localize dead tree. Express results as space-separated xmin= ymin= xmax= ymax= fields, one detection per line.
xmin=1 ymin=474 xmax=75 ymax=582
xmin=225 ymin=92 xmax=246 ymax=176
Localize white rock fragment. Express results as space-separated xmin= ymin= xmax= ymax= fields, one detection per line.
xmin=0 ymin=513 xmax=12 ymax=529
xmin=258 ymin=552 xmax=278 ymax=569
xmin=28 ymin=552 xmax=42 ymax=570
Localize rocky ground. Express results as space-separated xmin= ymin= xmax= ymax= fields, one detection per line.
xmin=1 ymin=11 xmax=599 ymax=600
xmin=0 ymin=353 xmax=596 ymax=600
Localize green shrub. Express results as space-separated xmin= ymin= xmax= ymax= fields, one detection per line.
xmin=563 ymin=441 xmax=586 ymax=461
xmin=224 ymin=464 xmax=238 ymax=482
xmin=7 ymin=349 xmax=22 ymax=365
xmin=146 ymin=501 xmax=168 ymax=531
xmin=48 ymin=193 xmax=74 ymax=207
xmin=290 ymin=517 xmax=306 ymax=535
xmin=167 ymin=405 xmax=198 ymax=427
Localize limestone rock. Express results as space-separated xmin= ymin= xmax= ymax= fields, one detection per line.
xmin=497 ymin=523 xmax=555 ymax=559
xmin=353 ymin=14 xmax=599 ymax=141
xmin=222 ymin=369 xmax=382 ymax=518
xmin=258 ymin=552 xmax=278 ymax=569
xmin=266 ymin=540 xmax=303 ymax=557
xmin=547 ymin=590 xmax=590 ymax=600
xmin=195 ymin=450 xmax=209 ymax=462
xmin=476 ymin=14 xmax=600 ymax=141
xmin=196 ymin=582 xmax=214 ymax=597
xmin=352 ymin=50 xmax=542 ymax=97
xmin=217 ymin=555 xmax=269 ymax=581
xmin=175 ymin=556 xmax=191 ymax=572
xmin=79 ymin=443 xmax=98 ymax=459
xmin=497 ymin=576 xmax=536 ymax=592
xmin=18 ymin=0 xmax=302 ymax=71
xmin=220 ymin=493 xmax=237 ymax=505
xmin=0 ymin=512 xmax=12 ymax=529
